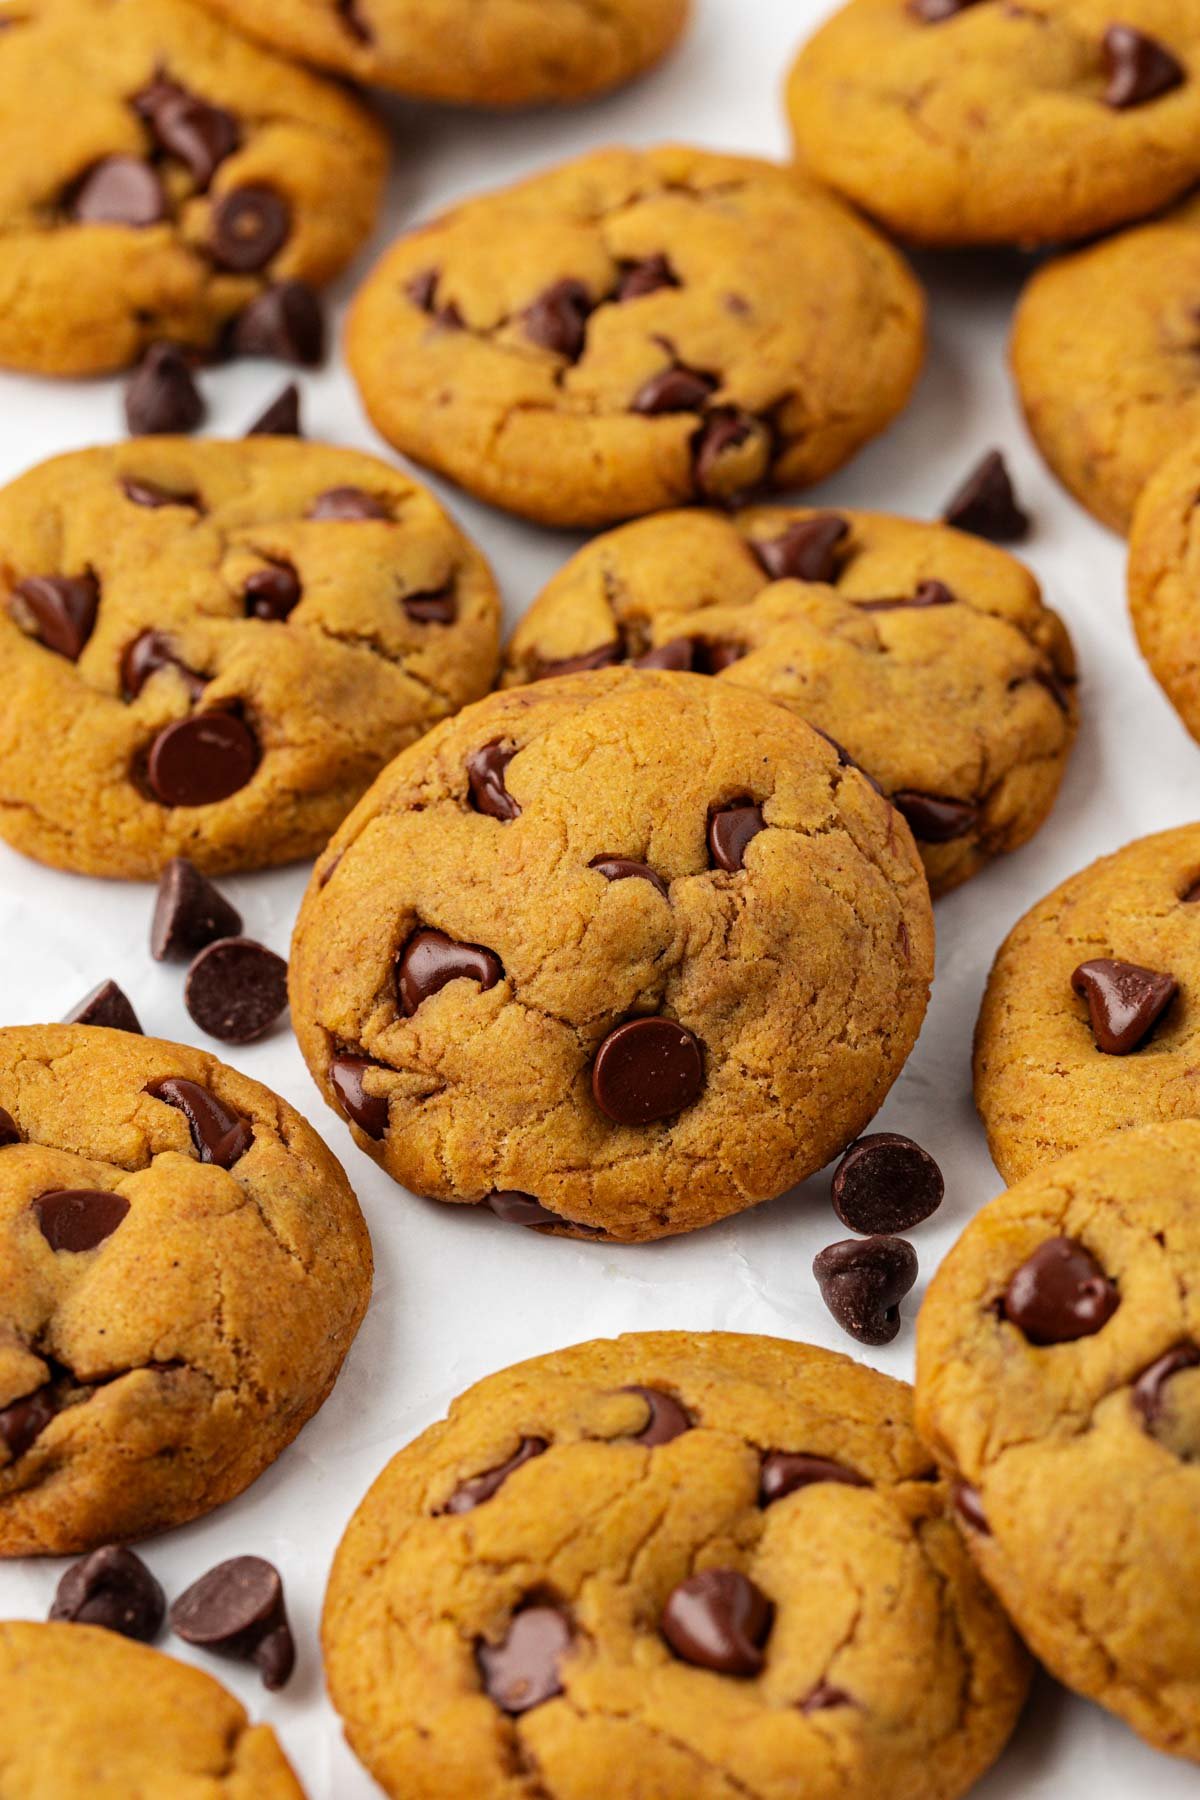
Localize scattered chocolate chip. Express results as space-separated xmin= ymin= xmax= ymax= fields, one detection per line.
xmin=891 ymin=791 xmax=978 ymax=843
xmin=170 ymin=1556 xmax=295 ymax=1690
xmin=661 ymin=1570 xmax=772 ymax=1676
xmin=943 ymin=450 xmax=1029 ymax=542
xmin=145 ymin=1075 xmax=254 ymax=1168
xmin=50 ymin=1545 xmax=165 ymax=1642
xmin=246 ymin=383 xmax=301 ymax=438
xmin=144 ymin=711 xmax=259 ymax=808
xmin=34 ymin=1188 xmax=129 ymax=1253
xmin=134 ymin=77 xmax=239 ymax=189
xmin=524 ymin=279 xmax=592 ymax=360
xmin=0 ymin=1387 xmax=57 ymax=1460
xmin=120 ymin=630 xmax=206 ymax=703
xmin=124 ymin=342 xmax=204 ymax=436
xmin=71 ymin=156 xmax=165 ymax=227
xmin=591 ymin=1017 xmax=704 ymax=1126
xmin=708 ymin=799 xmax=766 ymax=872
xmin=589 ymin=855 xmax=669 ymax=898
xmin=754 ymin=515 xmax=849 ymax=584
xmin=184 ymin=938 xmax=288 ymax=1044
xmin=1003 ymin=1237 xmax=1119 ymax=1345
xmin=1133 ymin=1342 xmax=1200 ymax=1426
xmin=692 ymin=408 xmax=771 ymax=506
xmin=831 ymin=1133 xmax=944 ymax=1235
xmin=813 ymin=1236 xmax=919 ymax=1346
xmin=152 ymin=858 xmax=243 ymax=960
xmin=908 ymin=0 xmax=986 ymax=19
xmin=329 ymin=1053 xmax=389 ymax=1139
xmin=1071 ymin=958 xmax=1179 ymax=1055
xmin=617 ymin=255 xmax=679 ymax=301
xmin=63 ymin=979 xmax=142 ymax=1034
xmin=622 ymin=1386 xmax=692 ymax=1446
xmin=231 ymin=281 xmax=325 ymax=366
xmin=307 ymin=486 xmax=390 ymax=522
xmin=858 ymin=579 xmax=957 ymax=613
xmin=121 ymin=477 xmax=200 ymax=511
xmin=477 ymin=1606 xmax=572 ymax=1714
xmin=953 ymin=1482 xmax=991 ymax=1534
xmin=444 ymin=1438 xmax=548 ymax=1514
xmin=244 ymin=562 xmax=301 ymax=621
xmin=485 ymin=1191 xmax=564 ymax=1227
xmin=535 ymin=644 xmax=623 ymax=679
xmin=0 ymin=1107 xmax=20 ymax=1147
xmin=467 ymin=741 xmax=521 ymax=820
xmin=403 ymin=586 xmax=457 ymax=625
xmin=1103 ymin=24 xmax=1184 ymax=107
xmin=634 ymin=638 xmax=695 ymax=671
xmin=396 ymin=927 xmax=503 ymax=1016
xmin=632 ymin=364 xmax=717 ymax=414
xmin=760 ymin=1452 xmax=869 ymax=1506
xmin=10 ymin=573 xmax=99 ymax=661
xmin=210 ymin=185 xmax=291 ymax=272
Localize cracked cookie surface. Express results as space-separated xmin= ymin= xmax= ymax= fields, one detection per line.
xmin=502 ymin=505 xmax=1078 ymax=897
xmin=346 ymin=146 xmax=925 ymax=529
xmin=0 ymin=439 xmax=501 ymax=878
xmin=0 ymin=0 xmax=387 ymax=377
xmin=324 ymin=1330 xmax=1029 ymax=1800
xmin=1129 ymin=436 xmax=1200 ymax=735
xmin=288 ymin=666 xmax=935 ymax=1242
xmin=916 ymin=1125 xmax=1200 ymax=1760
xmin=194 ymin=0 xmax=690 ymax=108
xmin=0 ymin=1023 xmax=371 ymax=1555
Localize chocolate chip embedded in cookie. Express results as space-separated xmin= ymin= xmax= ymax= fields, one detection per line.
xmin=323 ymin=1331 xmax=1029 ymax=1800
xmin=916 ymin=1124 xmax=1200 ymax=1759
xmin=289 ymin=667 xmax=934 ymax=1243
xmin=347 ymin=146 xmax=925 ymax=528
xmin=0 ymin=1023 xmax=370 ymax=1555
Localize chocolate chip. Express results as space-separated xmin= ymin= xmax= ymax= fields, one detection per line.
xmin=63 ymin=979 xmax=143 ymax=1034
xmin=71 ymin=156 xmax=165 ymax=227
xmin=444 ymin=1438 xmax=548 ymax=1513
xmin=1103 ymin=24 xmax=1184 ymax=107
xmin=589 ymin=855 xmax=669 ymax=898
xmin=231 ymin=282 xmax=325 ymax=366
xmin=892 ymin=791 xmax=978 ymax=843
xmin=170 ymin=1556 xmax=295 ymax=1690
xmin=908 ymin=0 xmax=986 ymax=19
xmin=396 ymin=927 xmax=503 ymax=1016
xmin=406 ymin=267 xmax=463 ymax=328
xmin=524 ymin=279 xmax=592 ymax=360
xmin=467 ymin=741 xmax=521 ymax=820
xmin=134 ymin=76 xmax=239 ymax=189
xmin=953 ymin=1482 xmax=991 ymax=1534
xmin=402 ymin=586 xmax=457 ymax=626
xmin=184 ymin=938 xmax=288 ymax=1044
xmin=329 ymin=1053 xmax=389 ymax=1139
xmin=1003 ymin=1236 xmax=1119 ymax=1345
xmin=535 ymin=644 xmax=623 ymax=679
xmin=754 ymin=515 xmax=849 ymax=584
xmin=477 ymin=1606 xmax=572 ymax=1714
xmin=121 ymin=477 xmax=201 ymax=511
xmin=617 ymin=255 xmax=679 ymax=301
xmin=634 ymin=638 xmax=695 ymax=671
xmin=10 ymin=574 xmax=99 ymax=661
xmin=210 ymin=185 xmax=291 ymax=272
xmin=661 ymin=1570 xmax=772 ymax=1676
xmin=859 ymin=579 xmax=957 ymax=613
xmin=121 ymin=630 xmax=206 ymax=703
xmin=813 ymin=1236 xmax=919 ymax=1346
xmin=943 ymin=450 xmax=1029 ymax=542
xmin=336 ymin=0 xmax=373 ymax=41
xmin=34 ymin=1188 xmax=129 ymax=1253
xmin=692 ymin=408 xmax=771 ymax=506
xmin=1133 ymin=1342 xmax=1200 ymax=1426
xmin=486 ymin=1191 xmax=564 ymax=1227
xmin=622 ymin=1386 xmax=692 ymax=1446
xmin=832 ymin=1133 xmax=944 ymax=1235
xmin=144 ymin=711 xmax=259 ymax=807
xmin=708 ymin=799 xmax=766 ymax=872
xmin=760 ymin=1452 xmax=869 ymax=1506
xmin=246 ymin=383 xmax=301 ymax=438
xmin=692 ymin=640 xmax=745 ymax=675
xmin=244 ymin=563 xmax=301 ymax=621
xmin=632 ymin=364 xmax=717 ymax=414
xmin=50 ymin=1545 xmax=165 ymax=1642
xmin=1071 ymin=958 xmax=1179 ymax=1054
xmin=801 ymin=1681 xmax=855 ymax=1713
xmin=151 ymin=858 xmax=242 ymax=962
xmin=307 ymin=486 xmax=390 ymax=522
xmin=0 ymin=1387 xmax=57 ymax=1460
xmin=0 ymin=1107 xmax=20 ymax=1147
xmin=124 ymin=342 xmax=204 ymax=436
xmin=591 ymin=1017 xmax=704 ymax=1126
xmin=145 ymin=1075 xmax=254 ymax=1168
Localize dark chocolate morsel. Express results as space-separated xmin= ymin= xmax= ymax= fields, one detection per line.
xmin=170 ymin=1556 xmax=295 ymax=1690
xmin=0 ymin=1386 xmax=58 ymax=1460
xmin=144 ymin=711 xmax=259 ymax=808
xmin=467 ymin=741 xmax=521 ymax=820
xmin=231 ymin=282 xmax=325 ymax=367
xmin=121 ymin=477 xmax=201 ymax=511
xmin=133 ymin=76 xmax=239 ymax=189
xmin=1103 ymin=24 xmax=1185 ymax=108
xmin=617 ymin=255 xmax=679 ymax=301
xmin=144 ymin=1075 xmax=254 ymax=1168
xmin=1071 ymin=958 xmax=1179 ymax=1055
xmin=396 ymin=927 xmax=504 ymax=1016
xmin=831 ymin=1133 xmax=944 ymax=1235
xmin=661 ymin=1570 xmax=773 ymax=1676
xmin=858 ymin=579 xmax=957 ymax=613
xmin=244 ymin=562 xmax=301 ymax=620
xmin=124 ymin=342 xmax=205 ymax=436
xmin=591 ymin=1017 xmax=704 ymax=1126
xmin=0 ymin=1107 xmax=20 ymax=1147
xmin=50 ymin=1544 xmax=166 ymax=1642
xmin=120 ymin=630 xmax=206 ymax=702
xmin=34 ymin=1188 xmax=130 ymax=1253
xmin=813 ymin=1235 xmax=919 ymax=1346
xmin=63 ymin=979 xmax=143 ymax=1035
xmin=184 ymin=938 xmax=288 ymax=1044
xmin=754 ymin=514 xmax=849 ymax=584
xmin=486 ymin=1191 xmax=564 ymax=1228
xmin=632 ymin=364 xmax=717 ymax=414
xmin=953 ymin=1482 xmax=991 ymax=1534
xmin=622 ymin=1386 xmax=692 ymax=1446
xmin=307 ymin=486 xmax=391 ymax=522
xmin=10 ymin=573 xmax=100 ymax=661
xmin=708 ymin=799 xmax=766 ymax=872
xmin=759 ymin=1451 xmax=869 ymax=1507
xmin=589 ymin=855 xmax=669 ymax=899
xmin=692 ymin=408 xmax=771 ymax=505
xmin=210 ymin=185 xmax=291 ymax=272
xmin=246 ymin=383 xmax=302 ymax=438
xmin=943 ymin=450 xmax=1029 ymax=542
xmin=535 ymin=644 xmax=623 ymax=679
xmin=891 ymin=791 xmax=978 ymax=843
xmin=524 ymin=279 xmax=592 ymax=360
xmin=477 ymin=1606 xmax=573 ymax=1715
xmin=633 ymin=637 xmax=695 ymax=671
xmin=329 ymin=1053 xmax=389 ymax=1139
xmin=1003 ymin=1236 xmax=1119 ymax=1345
xmin=71 ymin=156 xmax=165 ymax=227
xmin=403 ymin=586 xmax=457 ymax=626
xmin=444 ymin=1438 xmax=548 ymax=1514
xmin=152 ymin=857 xmax=243 ymax=960
xmin=800 ymin=1680 xmax=855 ymax=1713
xmin=1133 ymin=1342 xmax=1200 ymax=1426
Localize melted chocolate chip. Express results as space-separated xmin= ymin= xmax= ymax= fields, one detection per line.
xmin=210 ymin=185 xmax=291 ymax=272
xmin=1103 ymin=24 xmax=1184 ymax=107
xmin=589 ymin=855 xmax=669 ymax=898
xmin=396 ymin=927 xmax=503 ymax=1016
xmin=708 ymin=799 xmax=766 ymax=872
xmin=246 ymin=383 xmax=302 ymax=438
xmin=477 ymin=1606 xmax=572 ymax=1714
xmin=170 ymin=1556 xmax=295 ymax=1690
xmin=485 ymin=1191 xmax=565 ymax=1227
xmin=813 ymin=1236 xmax=919 ymax=1346
xmin=891 ymin=791 xmax=978 ymax=843
xmin=693 ymin=639 xmax=746 ymax=675
xmin=0 ymin=1387 xmax=57 ymax=1460
xmin=152 ymin=857 xmax=242 ymax=960
xmin=535 ymin=644 xmax=623 ymax=679
xmin=71 ymin=156 xmax=165 ymax=227
xmin=754 ymin=515 xmax=849 ymax=584
xmin=121 ymin=477 xmax=201 ymax=511
xmin=832 ymin=1133 xmax=944 ymax=1235
xmin=953 ymin=1482 xmax=991 ymax=1534
xmin=622 ymin=1386 xmax=693 ymax=1446
xmin=10 ymin=574 xmax=99 ymax=661
xmin=632 ymin=364 xmax=717 ymax=414
xmin=144 ymin=711 xmax=259 ymax=807
xmin=0 ymin=1108 xmax=20 ymax=1147
xmin=1133 ymin=1343 xmax=1200 ymax=1426
xmin=145 ymin=1076 xmax=254 ymax=1168
xmin=467 ymin=741 xmax=521 ymax=820
xmin=692 ymin=408 xmax=771 ymax=506
xmin=908 ymin=0 xmax=986 ymax=18
xmin=329 ymin=1053 xmax=389 ymax=1139
xmin=184 ymin=938 xmax=288 ymax=1044
xmin=444 ymin=1438 xmax=548 ymax=1513
xmin=63 ymin=979 xmax=143 ymax=1034
xmin=524 ymin=279 xmax=592 ymax=360
xmin=34 ymin=1188 xmax=129 ymax=1253
xmin=617 ymin=255 xmax=679 ymax=301
xmin=403 ymin=586 xmax=457 ymax=626
xmin=591 ymin=1017 xmax=704 ymax=1126
xmin=231 ymin=282 xmax=325 ymax=366
xmin=50 ymin=1545 xmax=165 ymax=1642
xmin=120 ymin=630 xmax=206 ymax=703
xmin=307 ymin=486 xmax=390 ymax=522
xmin=406 ymin=267 xmax=463 ymax=328
xmin=634 ymin=638 xmax=695 ymax=671
xmin=124 ymin=342 xmax=205 ymax=436
xmin=134 ymin=76 xmax=239 ymax=189
xmin=1003 ymin=1237 xmax=1119 ymax=1345
xmin=943 ymin=450 xmax=1029 ymax=542
xmin=244 ymin=562 xmax=301 ymax=620
xmin=858 ymin=579 xmax=957 ymax=613
xmin=760 ymin=1452 xmax=869 ymax=1506
xmin=1071 ymin=958 xmax=1179 ymax=1054
xmin=661 ymin=1570 xmax=772 ymax=1676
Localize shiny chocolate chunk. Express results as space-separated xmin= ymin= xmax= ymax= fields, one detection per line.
xmin=10 ymin=573 xmax=99 ymax=661
xmin=661 ymin=1570 xmax=772 ymax=1676
xmin=708 ymin=799 xmax=766 ymax=872
xmin=34 ymin=1188 xmax=129 ymax=1253
xmin=184 ymin=938 xmax=288 ymax=1044
xmin=170 ymin=1556 xmax=295 ymax=1690
xmin=329 ymin=1053 xmax=389 ymax=1139
xmin=832 ymin=1133 xmax=944 ymax=1235
xmin=144 ymin=1075 xmax=253 ymax=1168
xmin=143 ymin=711 xmax=259 ymax=807
xmin=591 ymin=1017 xmax=704 ymax=1126
xmin=152 ymin=857 xmax=242 ymax=960
xmin=396 ymin=927 xmax=504 ymax=1016
xmin=210 ymin=185 xmax=291 ymax=272
xmin=1071 ymin=958 xmax=1178 ymax=1054
xmin=444 ymin=1437 xmax=548 ymax=1514
xmin=50 ymin=1544 xmax=165 ymax=1642
xmin=1003 ymin=1236 xmax=1119 ymax=1345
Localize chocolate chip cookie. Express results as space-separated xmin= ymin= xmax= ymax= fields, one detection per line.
xmin=916 ymin=1124 xmax=1200 ymax=1760
xmin=323 ymin=1331 xmax=1029 ymax=1800
xmin=0 ymin=1023 xmax=371 ymax=1554
xmin=1128 ymin=436 xmax=1200 ymax=744
xmin=0 ymin=0 xmax=387 ymax=377
xmin=0 ymin=439 xmax=500 ymax=878
xmin=346 ymin=146 xmax=925 ymax=528
xmin=788 ymin=0 xmax=1200 ymax=248
xmin=502 ymin=505 xmax=1078 ymax=897
xmin=974 ymin=824 xmax=1200 ymax=1182
xmin=289 ymin=666 xmax=935 ymax=1242
xmin=0 ymin=1621 xmax=306 ymax=1795
xmin=194 ymin=0 xmax=690 ymax=108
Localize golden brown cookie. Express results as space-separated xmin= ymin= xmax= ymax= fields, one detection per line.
xmin=974 ymin=824 xmax=1200 ymax=1182
xmin=324 ymin=1331 xmax=1030 ymax=1800
xmin=194 ymin=0 xmax=690 ymax=108
xmin=0 ymin=0 xmax=387 ymax=376
xmin=0 ymin=1023 xmax=371 ymax=1555
xmin=1128 ymin=434 xmax=1200 ymax=739
xmin=502 ymin=505 xmax=1078 ymax=897
xmin=916 ymin=1124 xmax=1200 ymax=1760
xmin=288 ymin=666 xmax=935 ymax=1243
xmin=346 ymin=146 xmax=925 ymax=528
xmin=788 ymin=0 xmax=1200 ymax=248
xmin=0 ymin=439 xmax=501 ymax=879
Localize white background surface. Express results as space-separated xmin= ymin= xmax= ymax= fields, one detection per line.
xmin=0 ymin=1 xmax=1196 ymax=1793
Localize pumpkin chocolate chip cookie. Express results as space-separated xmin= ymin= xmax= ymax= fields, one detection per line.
xmin=0 ymin=1023 xmax=371 ymax=1555
xmin=916 ymin=1124 xmax=1200 ymax=1760
xmin=787 ymin=0 xmax=1200 ymax=248
xmin=502 ymin=505 xmax=1078 ymax=897
xmin=0 ymin=0 xmax=387 ymax=377
xmin=1128 ymin=435 xmax=1200 ymax=741
xmin=346 ymin=146 xmax=925 ymax=528
xmin=289 ymin=667 xmax=935 ymax=1242
xmin=323 ymin=1331 xmax=1030 ymax=1800
xmin=0 ymin=439 xmax=500 ymax=878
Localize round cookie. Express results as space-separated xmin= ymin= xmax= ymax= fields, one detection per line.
xmin=787 ymin=0 xmax=1200 ymax=248
xmin=502 ymin=505 xmax=1078 ymax=898
xmin=324 ymin=1331 xmax=1030 ymax=1800
xmin=0 ymin=438 xmax=501 ymax=878
xmin=1012 ymin=194 xmax=1200 ymax=532
xmin=0 ymin=0 xmax=387 ymax=377
xmin=1129 ymin=437 xmax=1200 ymax=745
xmin=0 ymin=1023 xmax=371 ymax=1555
xmin=193 ymin=0 xmax=690 ymax=109
xmin=346 ymin=146 xmax=925 ymax=529
xmin=916 ymin=1124 xmax=1200 ymax=1760
xmin=289 ymin=667 xmax=935 ymax=1243
xmin=0 ymin=1621 xmax=306 ymax=1796
xmin=974 ymin=823 xmax=1200 ymax=1183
